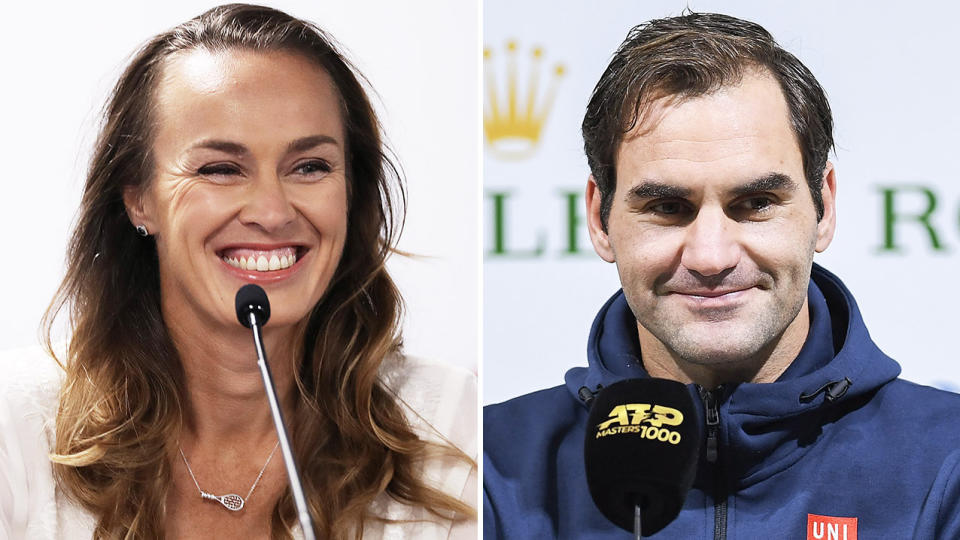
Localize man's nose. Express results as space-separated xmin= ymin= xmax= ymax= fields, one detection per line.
xmin=679 ymin=206 xmax=741 ymax=277
xmin=237 ymin=173 xmax=297 ymax=233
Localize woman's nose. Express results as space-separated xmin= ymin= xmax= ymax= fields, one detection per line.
xmin=237 ymin=174 xmax=297 ymax=232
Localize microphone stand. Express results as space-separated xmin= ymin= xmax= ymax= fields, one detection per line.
xmin=634 ymin=503 xmax=642 ymax=540
xmin=247 ymin=312 xmax=316 ymax=540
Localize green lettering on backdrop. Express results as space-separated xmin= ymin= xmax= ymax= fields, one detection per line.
xmin=487 ymin=191 xmax=546 ymax=257
xmin=878 ymin=186 xmax=945 ymax=252
xmin=561 ymin=190 xmax=586 ymax=255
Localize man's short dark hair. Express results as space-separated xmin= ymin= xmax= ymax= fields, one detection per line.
xmin=582 ymin=12 xmax=834 ymax=229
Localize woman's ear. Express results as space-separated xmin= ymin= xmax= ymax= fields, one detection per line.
xmin=123 ymin=185 xmax=154 ymax=233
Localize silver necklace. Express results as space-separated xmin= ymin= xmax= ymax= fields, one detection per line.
xmin=178 ymin=441 xmax=280 ymax=512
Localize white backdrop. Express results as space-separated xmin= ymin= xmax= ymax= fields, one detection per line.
xmin=484 ymin=0 xmax=960 ymax=404
xmin=0 ymin=1 xmax=479 ymax=371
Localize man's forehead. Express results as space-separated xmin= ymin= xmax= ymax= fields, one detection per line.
xmin=628 ymin=74 xmax=790 ymax=139
xmin=621 ymin=65 xmax=785 ymax=133
xmin=614 ymin=71 xmax=803 ymax=189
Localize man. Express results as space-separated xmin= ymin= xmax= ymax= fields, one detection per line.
xmin=483 ymin=12 xmax=960 ymax=538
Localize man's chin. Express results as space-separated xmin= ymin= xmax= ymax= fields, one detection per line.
xmin=675 ymin=346 xmax=763 ymax=367
xmin=660 ymin=326 xmax=769 ymax=366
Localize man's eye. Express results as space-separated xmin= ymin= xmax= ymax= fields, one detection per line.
xmin=740 ymin=196 xmax=773 ymax=211
xmin=750 ymin=197 xmax=772 ymax=209
xmin=650 ymin=201 xmax=687 ymax=215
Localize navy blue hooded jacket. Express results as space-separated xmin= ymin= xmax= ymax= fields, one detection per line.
xmin=484 ymin=265 xmax=960 ymax=538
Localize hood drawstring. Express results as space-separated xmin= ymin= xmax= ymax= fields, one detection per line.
xmin=799 ymin=377 xmax=852 ymax=404
xmin=578 ymin=385 xmax=603 ymax=408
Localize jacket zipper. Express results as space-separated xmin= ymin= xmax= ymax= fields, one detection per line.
xmin=700 ymin=386 xmax=727 ymax=540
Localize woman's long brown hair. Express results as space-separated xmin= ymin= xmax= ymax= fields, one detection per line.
xmin=42 ymin=4 xmax=474 ymax=538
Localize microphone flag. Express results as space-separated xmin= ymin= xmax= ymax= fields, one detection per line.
xmin=584 ymin=378 xmax=703 ymax=535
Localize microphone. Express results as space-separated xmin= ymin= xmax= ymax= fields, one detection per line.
xmin=234 ymin=285 xmax=316 ymax=540
xmin=584 ymin=378 xmax=702 ymax=537
xmin=236 ymin=283 xmax=270 ymax=327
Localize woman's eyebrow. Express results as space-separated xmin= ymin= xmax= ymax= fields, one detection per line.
xmin=182 ymin=135 xmax=340 ymax=157
xmin=186 ymin=139 xmax=248 ymax=156
xmin=286 ymin=134 xmax=340 ymax=153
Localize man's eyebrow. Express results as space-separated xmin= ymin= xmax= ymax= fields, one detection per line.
xmin=730 ymin=173 xmax=797 ymax=196
xmin=626 ymin=181 xmax=691 ymax=201
xmin=286 ymin=134 xmax=340 ymax=153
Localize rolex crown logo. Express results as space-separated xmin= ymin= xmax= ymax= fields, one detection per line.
xmin=484 ymin=40 xmax=565 ymax=160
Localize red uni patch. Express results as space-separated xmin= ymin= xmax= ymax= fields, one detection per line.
xmin=807 ymin=514 xmax=857 ymax=540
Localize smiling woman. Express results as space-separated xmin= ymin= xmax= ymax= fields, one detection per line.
xmin=0 ymin=4 xmax=475 ymax=539
xmin=127 ymin=48 xmax=351 ymax=332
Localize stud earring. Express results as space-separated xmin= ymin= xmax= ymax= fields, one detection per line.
xmin=136 ymin=225 xmax=149 ymax=237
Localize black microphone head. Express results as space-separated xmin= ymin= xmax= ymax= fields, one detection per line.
xmin=235 ymin=284 xmax=270 ymax=328
xmin=584 ymin=378 xmax=702 ymax=536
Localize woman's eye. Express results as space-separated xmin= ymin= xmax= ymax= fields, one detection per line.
xmin=294 ymin=160 xmax=332 ymax=176
xmin=197 ymin=164 xmax=241 ymax=176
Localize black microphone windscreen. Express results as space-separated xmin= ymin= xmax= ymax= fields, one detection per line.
xmin=235 ymin=284 xmax=271 ymax=328
xmin=584 ymin=378 xmax=702 ymax=536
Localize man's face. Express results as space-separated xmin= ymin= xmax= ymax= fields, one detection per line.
xmin=587 ymin=70 xmax=836 ymax=370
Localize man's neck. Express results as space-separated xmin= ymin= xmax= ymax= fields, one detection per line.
xmin=640 ymin=301 xmax=811 ymax=389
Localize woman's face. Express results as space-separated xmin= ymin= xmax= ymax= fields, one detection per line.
xmin=126 ymin=48 xmax=349 ymax=332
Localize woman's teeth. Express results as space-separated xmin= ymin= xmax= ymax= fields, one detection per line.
xmin=222 ymin=249 xmax=297 ymax=272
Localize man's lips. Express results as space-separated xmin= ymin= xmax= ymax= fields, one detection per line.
xmin=672 ymin=287 xmax=751 ymax=298
xmin=669 ymin=287 xmax=755 ymax=307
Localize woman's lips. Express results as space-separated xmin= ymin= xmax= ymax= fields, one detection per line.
xmin=220 ymin=246 xmax=298 ymax=271
xmin=217 ymin=245 xmax=307 ymax=282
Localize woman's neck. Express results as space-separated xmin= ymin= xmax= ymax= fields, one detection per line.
xmin=163 ymin=303 xmax=300 ymax=448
